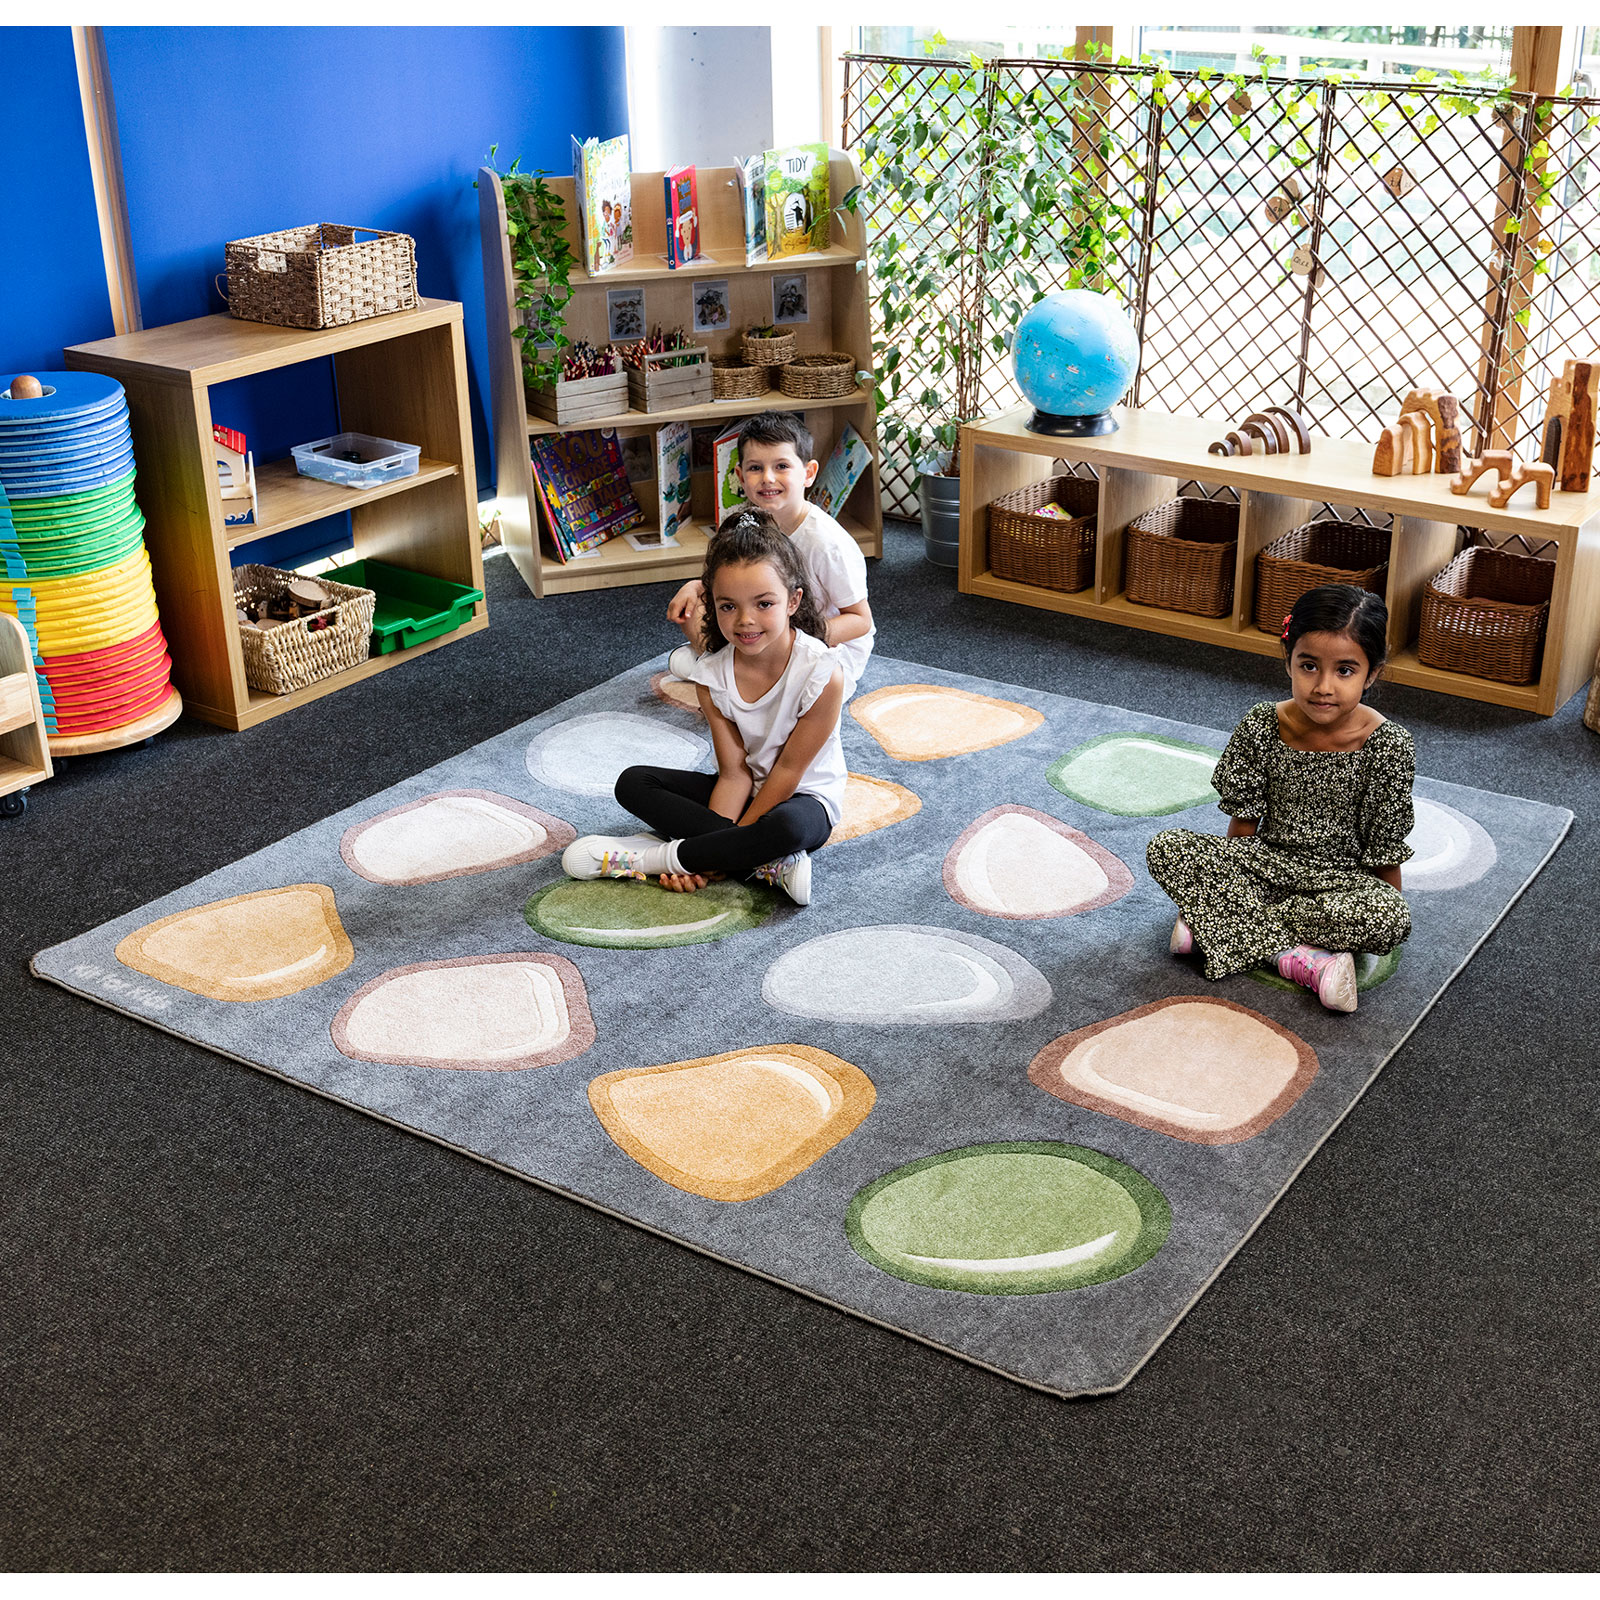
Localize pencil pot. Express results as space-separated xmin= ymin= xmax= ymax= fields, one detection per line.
xmin=1123 ymin=496 xmax=1239 ymax=616
xmin=626 ymin=348 xmax=712 ymax=413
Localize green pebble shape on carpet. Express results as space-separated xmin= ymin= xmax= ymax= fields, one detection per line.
xmin=845 ymin=1141 xmax=1172 ymax=1295
xmin=1249 ymin=945 xmax=1403 ymax=993
xmin=524 ymin=876 xmax=778 ymax=949
xmin=1046 ymin=731 xmax=1223 ymax=816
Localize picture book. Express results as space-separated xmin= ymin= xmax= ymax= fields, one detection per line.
xmin=714 ymin=424 xmax=745 ymax=522
xmin=809 ymin=422 xmax=872 ymax=520
xmin=529 ymin=429 xmax=643 ymax=562
xmin=663 ymin=165 xmax=700 ymax=269
xmin=655 ymin=421 xmax=692 ymax=545
xmin=764 ymin=143 xmax=830 ymax=260
xmin=735 ymin=153 xmax=767 ymax=267
xmin=571 ymin=133 xmax=633 ymax=275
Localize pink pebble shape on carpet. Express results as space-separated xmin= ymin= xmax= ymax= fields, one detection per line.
xmin=1029 ymin=996 xmax=1319 ymax=1144
xmin=943 ymin=805 xmax=1133 ymax=919
xmin=330 ymin=953 xmax=595 ymax=1071
xmin=339 ymin=790 xmax=576 ymax=885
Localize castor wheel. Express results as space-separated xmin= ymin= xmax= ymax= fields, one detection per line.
xmin=0 ymin=789 xmax=26 ymax=818
xmin=142 ymin=735 xmax=156 ymax=747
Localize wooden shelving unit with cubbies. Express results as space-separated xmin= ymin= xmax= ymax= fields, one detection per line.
xmin=959 ymin=406 xmax=1600 ymax=718
xmin=65 ymin=300 xmax=485 ymax=731
xmin=478 ymin=150 xmax=882 ymax=597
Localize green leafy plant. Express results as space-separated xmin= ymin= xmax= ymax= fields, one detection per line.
xmin=484 ymin=145 xmax=576 ymax=389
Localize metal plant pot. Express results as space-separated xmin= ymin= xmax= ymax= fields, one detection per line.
xmin=919 ymin=472 xmax=961 ymax=567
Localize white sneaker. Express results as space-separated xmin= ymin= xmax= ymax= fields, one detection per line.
xmin=667 ymin=644 xmax=700 ymax=681
xmin=751 ymin=851 xmax=812 ymax=906
xmin=562 ymin=835 xmax=652 ymax=882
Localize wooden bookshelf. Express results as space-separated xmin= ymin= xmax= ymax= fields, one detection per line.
xmin=66 ymin=301 xmax=485 ymax=732
xmin=959 ymin=405 xmax=1600 ymax=717
xmin=479 ymin=152 xmax=882 ymax=596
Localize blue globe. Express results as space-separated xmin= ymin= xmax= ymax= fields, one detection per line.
xmin=1012 ymin=289 xmax=1140 ymax=435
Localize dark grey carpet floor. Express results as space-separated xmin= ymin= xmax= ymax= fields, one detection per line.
xmin=2 ymin=521 xmax=1595 ymax=1572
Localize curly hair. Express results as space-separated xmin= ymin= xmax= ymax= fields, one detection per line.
xmin=699 ymin=509 xmax=827 ymax=654
xmin=1282 ymin=583 xmax=1389 ymax=682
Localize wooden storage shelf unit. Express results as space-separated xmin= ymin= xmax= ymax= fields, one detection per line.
xmin=65 ymin=299 xmax=485 ymax=731
xmin=479 ymin=152 xmax=883 ymax=597
xmin=0 ymin=612 xmax=52 ymax=808
xmin=960 ymin=407 xmax=1600 ymax=717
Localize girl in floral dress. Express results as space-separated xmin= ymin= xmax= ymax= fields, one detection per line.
xmin=1147 ymin=584 xmax=1414 ymax=1013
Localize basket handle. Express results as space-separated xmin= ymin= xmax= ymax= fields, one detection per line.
xmin=214 ymin=273 xmax=230 ymax=305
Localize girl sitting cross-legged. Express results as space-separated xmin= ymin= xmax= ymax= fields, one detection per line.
xmin=1146 ymin=583 xmax=1415 ymax=1013
xmin=562 ymin=510 xmax=846 ymax=906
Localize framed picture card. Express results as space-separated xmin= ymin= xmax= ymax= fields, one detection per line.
xmin=693 ymin=280 xmax=732 ymax=334
xmin=772 ymin=273 xmax=809 ymax=325
xmin=607 ymin=287 xmax=645 ymax=342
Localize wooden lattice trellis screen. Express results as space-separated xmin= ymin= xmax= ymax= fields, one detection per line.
xmin=843 ymin=52 xmax=1600 ymax=519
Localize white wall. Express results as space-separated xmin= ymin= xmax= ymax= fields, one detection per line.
xmin=625 ymin=27 xmax=775 ymax=170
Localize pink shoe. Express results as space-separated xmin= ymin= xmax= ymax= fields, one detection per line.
xmin=1276 ymin=945 xmax=1358 ymax=1012
xmin=1169 ymin=918 xmax=1194 ymax=955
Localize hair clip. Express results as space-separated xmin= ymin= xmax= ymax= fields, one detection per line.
xmin=1280 ymin=613 xmax=1293 ymax=642
xmin=735 ymin=511 xmax=760 ymax=529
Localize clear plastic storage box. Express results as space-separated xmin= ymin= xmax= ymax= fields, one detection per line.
xmin=291 ymin=432 xmax=421 ymax=488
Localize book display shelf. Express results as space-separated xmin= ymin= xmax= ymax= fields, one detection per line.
xmin=959 ymin=407 xmax=1600 ymax=717
xmin=65 ymin=301 xmax=485 ymax=731
xmin=478 ymin=150 xmax=883 ymax=597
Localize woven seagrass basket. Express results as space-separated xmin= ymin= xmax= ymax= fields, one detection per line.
xmin=1124 ymin=496 xmax=1239 ymax=616
xmin=223 ymin=225 xmax=417 ymax=330
xmin=743 ymin=329 xmax=797 ymax=366
xmin=987 ymin=476 xmax=1100 ymax=593
xmin=1254 ymin=519 xmax=1391 ymax=634
xmin=711 ymin=356 xmax=771 ymax=400
xmin=1417 ymin=545 xmax=1553 ymax=684
xmin=779 ymin=352 xmax=858 ymax=400
xmin=233 ymin=564 xmax=376 ymax=695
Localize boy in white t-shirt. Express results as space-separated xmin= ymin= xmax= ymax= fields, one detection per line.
xmin=667 ymin=412 xmax=875 ymax=693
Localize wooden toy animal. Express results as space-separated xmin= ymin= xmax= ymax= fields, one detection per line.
xmin=1539 ymin=358 xmax=1600 ymax=492
xmin=1207 ymin=405 xmax=1313 ymax=457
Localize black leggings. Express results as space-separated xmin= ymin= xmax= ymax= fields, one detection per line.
xmin=615 ymin=765 xmax=832 ymax=875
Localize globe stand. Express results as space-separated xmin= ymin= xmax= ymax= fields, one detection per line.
xmin=1027 ymin=408 xmax=1118 ymax=438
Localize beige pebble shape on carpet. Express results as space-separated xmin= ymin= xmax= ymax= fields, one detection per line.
xmin=828 ymin=772 xmax=923 ymax=845
xmin=1029 ymin=997 xmax=1319 ymax=1145
xmin=115 ymin=885 xmax=353 ymax=1001
xmin=589 ymin=1045 xmax=876 ymax=1201
xmin=849 ymin=684 xmax=1044 ymax=761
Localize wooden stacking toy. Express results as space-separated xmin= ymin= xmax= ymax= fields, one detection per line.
xmin=0 ymin=371 xmax=180 ymax=749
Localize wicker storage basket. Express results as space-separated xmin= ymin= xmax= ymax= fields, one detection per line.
xmin=987 ymin=476 xmax=1100 ymax=593
xmin=711 ymin=356 xmax=771 ymax=400
xmin=1124 ymin=497 xmax=1240 ymax=616
xmin=780 ymin=352 xmax=858 ymax=400
xmin=233 ymin=564 xmax=377 ymax=695
xmin=1417 ymin=545 xmax=1554 ymax=684
xmin=743 ymin=329 xmax=797 ymax=366
xmin=1254 ymin=520 xmax=1391 ymax=634
xmin=223 ymin=225 xmax=418 ymax=330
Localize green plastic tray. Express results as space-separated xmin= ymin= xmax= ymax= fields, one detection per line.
xmin=321 ymin=558 xmax=483 ymax=654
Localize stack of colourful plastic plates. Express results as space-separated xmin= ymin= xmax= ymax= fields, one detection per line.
xmin=0 ymin=372 xmax=175 ymax=741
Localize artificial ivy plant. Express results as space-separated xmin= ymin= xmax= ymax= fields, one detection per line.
xmin=484 ymin=145 xmax=576 ymax=390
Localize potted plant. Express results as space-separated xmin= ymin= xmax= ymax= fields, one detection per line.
xmin=844 ymin=47 xmax=1145 ymax=564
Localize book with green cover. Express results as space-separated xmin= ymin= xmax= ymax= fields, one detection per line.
xmin=763 ymin=143 xmax=830 ymax=260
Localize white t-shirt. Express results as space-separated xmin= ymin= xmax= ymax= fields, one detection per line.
xmin=789 ymin=505 xmax=874 ymax=694
xmin=683 ymin=628 xmax=848 ymax=824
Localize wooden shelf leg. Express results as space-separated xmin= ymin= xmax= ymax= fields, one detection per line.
xmin=1095 ymin=465 xmax=1180 ymax=603
xmin=1389 ymin=516 xmax=1463 ymax=662
xmin=958 ymin=438 xmax=1053 ymax=593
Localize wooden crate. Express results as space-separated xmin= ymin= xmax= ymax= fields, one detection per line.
xmin=526 ymin=370 xmax=629 ymax=425
xmin=627 ymin=347 xmax=712 ymax=413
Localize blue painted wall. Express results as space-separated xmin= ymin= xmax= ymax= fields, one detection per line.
xmin=0 ymin=28 xmax=114 ymax=373
xmin=104 ymin=26 xmax=628 ymax=566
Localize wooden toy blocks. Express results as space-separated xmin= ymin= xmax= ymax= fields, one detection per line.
xmin=1538 ymin=358 xmax=1600 ymax=493
xmin=1450 ymin=449 xmax=1554 ymax=510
